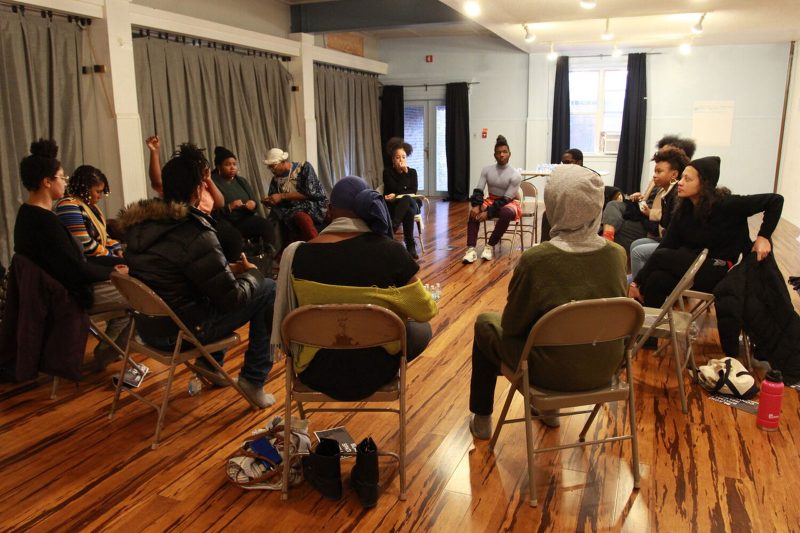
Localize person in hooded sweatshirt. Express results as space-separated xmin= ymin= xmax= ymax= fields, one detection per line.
xmin=118 ymin=143 xmax=276 ymax=409
xmin=467 ymin=164 xmax=628 ymax=439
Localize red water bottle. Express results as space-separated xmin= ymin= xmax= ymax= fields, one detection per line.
xmin=756 ymin=369 xmax=784 ymax=432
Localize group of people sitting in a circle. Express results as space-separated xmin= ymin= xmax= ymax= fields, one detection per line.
xmin=3 ymin=131 xmax=785 ymax=442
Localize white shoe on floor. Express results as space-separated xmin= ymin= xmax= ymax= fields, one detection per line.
xmin=481 ymin=246 xmax=493 ymax=261
xmin=462 ymin=248 xmax=478 ymax=264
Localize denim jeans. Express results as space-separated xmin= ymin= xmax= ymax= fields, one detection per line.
xmin=141 ymin=277 xmax=276 ymax=387
xmin=630 ymin=238 xmax=660 ymax=278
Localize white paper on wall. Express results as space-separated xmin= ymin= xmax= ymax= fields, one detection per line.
xmin=692 ymin=101 xmax=735 ymax=147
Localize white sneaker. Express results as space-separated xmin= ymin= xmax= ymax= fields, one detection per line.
xmin=481 ymin=246 xmax=493 ymax=261
xmin=462 ymin=248 xmax=478 ymax=264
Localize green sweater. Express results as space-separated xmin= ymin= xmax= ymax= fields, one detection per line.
xmin=501 ymin=241 xmax=628 ymax=391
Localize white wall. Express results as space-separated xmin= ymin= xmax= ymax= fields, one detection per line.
xmin=777 ymin=45 xmax=800 ymax=229
xmin=132 ymin=0 xmax=291 ymax=39
xmin=379 ymin=35 xmax=529 ymax=192
xmin=645 ymin=44 xmax=790 ymax=195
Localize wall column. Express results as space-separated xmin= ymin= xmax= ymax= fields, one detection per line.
xmin=287 ymin=32 xmax=318 ymax=170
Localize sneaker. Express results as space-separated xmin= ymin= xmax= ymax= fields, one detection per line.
xmin=237 ymin=376 xmax=276 ymax=409
xmin=481 ymin=246 xmax=493 ymax=261
xmin=531 ymin=406 xmax=560 ymax=428
xmin=469 ymin=414 xmax=493 ymax=440
xmin=462 ymin=248 xmax=478 ymax=264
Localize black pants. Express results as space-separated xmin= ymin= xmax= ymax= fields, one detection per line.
xmin=228 ymin=214 xmax=276 ymax=253
xmin=389 ymin=196 xmax=420 ymax=247
xmin=215 ymin=217 xmax=244 ymax=262
xmin=638 ymin=247 xmax=728 ymax=308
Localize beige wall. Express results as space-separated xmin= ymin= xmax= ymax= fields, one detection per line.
xmin=778 ymin=44 xmax=800 ymax=229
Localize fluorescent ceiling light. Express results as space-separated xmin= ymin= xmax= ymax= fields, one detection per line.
xmin=692 ymin=13 xmax=706 ymax=34
xmin=580 ymin=0 xmax=597 ymax=9
xmin=601 ymin=18 xmax=613 ymax=40
xmin=464 ymin=1 xmax=481 ymax=18
xmin=547 ymin=43 xmax=558 ymax=61
xmin=524 ymin=24 xmax=536 ymax=43
xmin=679 ymin=42 xmax=692 ymax=55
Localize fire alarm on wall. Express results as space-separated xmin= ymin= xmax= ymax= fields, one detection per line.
xmin=481 ymin=128 xmax=488 ymax=139
xmin=425 ymin=55 xmax=433 ymax=63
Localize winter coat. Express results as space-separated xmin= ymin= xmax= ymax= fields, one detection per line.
xmin=713 ymin=253 xmax=800 ymax=384
xmin=117 ymin=199 xmax=265 ymax=329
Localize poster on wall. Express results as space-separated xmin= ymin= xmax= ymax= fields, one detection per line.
xmin=692 ymin=101 xmax=735 ymax=147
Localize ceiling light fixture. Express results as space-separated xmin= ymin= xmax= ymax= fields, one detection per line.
xmin=464 ymin=1 xmax=481 ymax=18
xmin=692 ymin=13 xmax=706 ymax=34
xmin=611 ymin=44 xmax=622 ymax=58
xmin=679 ymin=42 xmax=692 ymax=55
xmin=579 ymin=0 xmax=597 ymax=9
xmin=601 ymin=18 xmax=613 ymax=41
xmin=547 ymin=43 xmax=558 ymax=61
xmin=523 ymin=24 xmax=536 ymax=43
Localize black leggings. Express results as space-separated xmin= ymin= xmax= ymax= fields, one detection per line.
xmin=638 ymin=247 xmax=728 ymax=308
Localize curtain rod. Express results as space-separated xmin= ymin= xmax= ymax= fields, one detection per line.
xmin=131 ymin=27 xmax=290 ymax=61
xmin=397 ymin=82 xmax=480 ymax=89
xmin=0 ymin=1 xmax=91 ymax=25
xmin=566 ymin=52 xmax=663 ymax=59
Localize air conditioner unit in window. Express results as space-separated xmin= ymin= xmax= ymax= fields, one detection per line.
xmin=600 ymin=131 xmax=621 ymax=154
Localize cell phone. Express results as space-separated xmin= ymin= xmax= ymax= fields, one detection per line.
xmin=639 ymin=200 xmax=647 ymax=211
xmin=247 ymin=436 xmax=283 ymax=468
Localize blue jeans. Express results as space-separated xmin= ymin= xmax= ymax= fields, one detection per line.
xmin=630 ymin=238 xmax=660 ymax=278
xmin=141 ymin=277 xmax=276 ymax=387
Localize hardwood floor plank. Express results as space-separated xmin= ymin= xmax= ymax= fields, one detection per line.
xmin=1 ymin=200 xmax=799 ymax=531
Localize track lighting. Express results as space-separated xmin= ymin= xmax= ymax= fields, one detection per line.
xmin=464 ymin=1 xmax=480 ymax=18
xmin=692 ymin=13 xmax=706 ymax=34
xmin=611 ymin=44 xmax=622 ymax=58
xmin=579 ymin=1 xmax=597 ymax=9
xmin=523 ymin=24 xmax=536 ymax=43
xmin=679 ymin=42 xmax=692 ymax=55
xmin=601 ymin=18 xmax=613 ymax=41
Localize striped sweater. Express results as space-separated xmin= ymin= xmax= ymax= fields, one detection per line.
xmin=55 ymin=197 xmax=121 ymax=257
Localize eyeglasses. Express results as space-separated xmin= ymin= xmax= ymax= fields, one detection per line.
xmin=52 ymin=174 xmax=69 ymax=183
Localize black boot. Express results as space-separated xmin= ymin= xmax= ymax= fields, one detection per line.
xmin=405 ymin=242 xmax=419 ymax=260
xmin=351 ymin=437 xmax=379 ymax=508
xmin=302 ymin=438 xmax=342 ymax=500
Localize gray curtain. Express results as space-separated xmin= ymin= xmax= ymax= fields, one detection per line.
xmin=314 ymin=63 xmax=382 ymax=191
xmin=0 ymin=10 xmax=85 ymax=267
xmin=133 ymin=37 xmax=292 ymax=202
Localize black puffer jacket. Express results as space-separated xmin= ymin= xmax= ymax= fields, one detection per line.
xmin=118 ymin=199 xmax=265 ymax=328
xmin=714 ymin=253 xmax=800 ymax=384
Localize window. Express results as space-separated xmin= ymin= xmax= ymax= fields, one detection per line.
xmin=569 ymin=68 xmax=627 ymax=154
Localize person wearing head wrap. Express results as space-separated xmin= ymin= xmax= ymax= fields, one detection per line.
xmin=468 ymin=164 xmax=628 ymax=439
xmin=383 ymin=137 xmax=422 ymax=259
xmin=262 ymin=147 xmax=328 ymax=245
xmin=210 ymin=145 xmax=276 ymax=255
xmin=630 ymin=156 xmax=783 ymax=308
xmin=462 ymin=135 xmax=522 ymax=263
xmin=270 ymin=176 xmax=437 ymax=401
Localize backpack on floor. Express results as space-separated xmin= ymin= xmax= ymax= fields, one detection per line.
xmin=696 ymin=357 xmax=759 ymax=399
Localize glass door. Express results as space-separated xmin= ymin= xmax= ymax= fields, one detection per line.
xmin=403 ymin=101 xmax=448 ymax=197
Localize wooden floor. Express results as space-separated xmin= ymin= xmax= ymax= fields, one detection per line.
xmin=2 ymin=201 xmax=799 ymax=532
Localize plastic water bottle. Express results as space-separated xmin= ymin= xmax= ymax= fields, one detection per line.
xmin=188 ymin=373 xmax=203 ymax=396
xmin=756 ymin=369 xmax=784 ymax=432
xmin=433 ymin=283 xmax=441 ymax=301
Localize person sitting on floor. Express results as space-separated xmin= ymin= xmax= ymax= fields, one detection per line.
xmin=262 ymin=147 xmax=328 ymax=247
xmin=12 ymin=139 xmax=131 ymax=371
xmin=469 ymin=164 xmax=628 ymax=438
xmin=383 ymin=137 xmax=422 ymax=259
xmin=462 ymin=135 xmax=522 ymax=263
xmin=119 ymin=143 xmax=277 ymax=408
xmin=271 ymin=176 xmax=437 ymax=401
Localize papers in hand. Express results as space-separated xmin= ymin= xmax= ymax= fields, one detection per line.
xmin=314 ymin=426 xmax=357 ymax=454
xmin=111 ymin=360 xmax=150 ymax=388
xmin=388 ymin=194 xmax=423 ymax=200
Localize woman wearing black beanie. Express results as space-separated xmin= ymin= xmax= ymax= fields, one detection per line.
xmin=630 ymin=156 xmax=783 ymax=308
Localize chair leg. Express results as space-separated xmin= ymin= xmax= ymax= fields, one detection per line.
xmin=415 ymin=218 xmax=425 ymax=254
xmin=670 ymin=328 xmax=688 ymax=414
xmin=201 ymin=351 xmax=260 ymax=411
xmin=282 ymin=364 xmax=292 ymax=501
xmin=742 ymin=331 xmax=754 ymax=371
xmin=520 ymin=363 xmax=538 ymax=507
xmin=488 ymin=382 xmax=517 ymax=452
xmin=51 ymin=377 xmax=59 ymax=400
xmin=627 ymin=365 xmax=641 ymax=488
xmin=296 ymin=400 xmax=306 ymax=420
xmin=152 ymin=361 xmax=178 ymax=449
xmin=109 ymin=349 xmax=133 ymax=419
xmin=579 ymin=404 xmax=602 ymax=442
xmin=398 ymin=375 xmax=407 ymax=501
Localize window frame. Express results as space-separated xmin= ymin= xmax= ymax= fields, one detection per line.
xmin=568 ymin=58 xmax=628 ymax=156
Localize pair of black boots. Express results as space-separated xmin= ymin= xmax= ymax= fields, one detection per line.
xmin=301 ymin=437 xmax=379 ymax=508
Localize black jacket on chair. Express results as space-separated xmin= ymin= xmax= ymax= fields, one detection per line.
xmin=118 ymin=200 xmax=265 ymax=330
xmin=714 ymin=253 xmax=800 ymax=384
